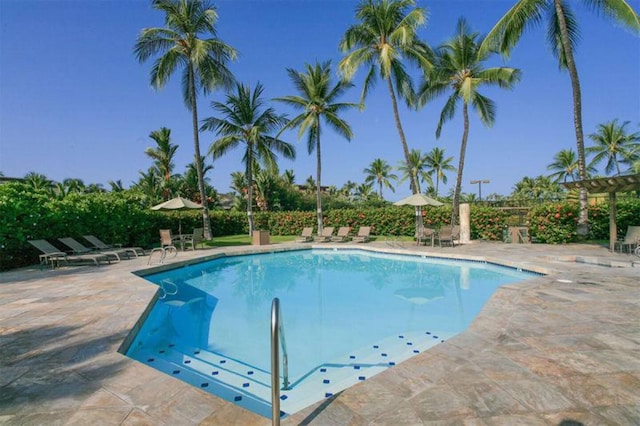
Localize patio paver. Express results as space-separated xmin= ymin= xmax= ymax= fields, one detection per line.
xmin=0 ymin=241 xmax=638 ymax=425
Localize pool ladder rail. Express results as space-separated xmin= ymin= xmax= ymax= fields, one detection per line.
xmin=271 ymin=297 xmax=290 ymax=425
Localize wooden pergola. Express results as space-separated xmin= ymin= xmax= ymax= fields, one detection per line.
xmin=562 ymin=174 xmax=640 ymax=252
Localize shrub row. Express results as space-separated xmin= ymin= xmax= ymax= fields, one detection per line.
xmin=1 ymin=182 xmax=638 ymax=271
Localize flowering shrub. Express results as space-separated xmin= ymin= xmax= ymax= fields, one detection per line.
xmin=469 ymin=207 xmax=510 ymax=240
xmin=528 ymin=202 xmax=579 ymax=243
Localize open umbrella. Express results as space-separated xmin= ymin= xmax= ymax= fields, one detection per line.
xmin=151 ymin=196 xmax=203 ymax=235
xmin=393 ymin=194 xmax=444 ymax=238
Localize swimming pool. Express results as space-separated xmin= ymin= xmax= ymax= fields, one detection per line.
xmin=125 ymin=248 xmax=538 ymax=418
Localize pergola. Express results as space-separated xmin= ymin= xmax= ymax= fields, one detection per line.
xmin=562 ymin=174 xmax=640 ymax=252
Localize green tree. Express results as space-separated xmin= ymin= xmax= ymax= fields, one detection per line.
xmin=339 ymin=0 xmax=432 ymax=194
xmin=417 ymin=18 xmax=520 ymax=224
xmin=24 ymin=172 xmax=52 ymax=192
xmin=202 ymin=82 xmax=295 ymax=234
xmin=108 ymin=180 xmax=125 ymax=192
xmin=397 ymin=149 xmax=433 ymax=194
xmin=275 ymin=61 xmax=356 ymax=232
xmin=180 ymin=156 xmax=214 ymax=202
xmin=134 ymin=0 xmax=237 ymax=239
xmin=363 ymin=158 xmax=397 ymax=199
xmin=480 ymin=0 xmax=640 ymax=234
xmin=587 ymin=119 xmax=640 ymax=176
xmin=354 ymin=182 xmax=374 ymax=203
xmin=547 ymin=148 xmax=580 ymax=183
xmin=511 ymin=175 xmax=564 ymax=202
xmin=424 ymin=147 xmax=455 ymax=197
xmin=145 ymin=127 xmax=178 ymax=200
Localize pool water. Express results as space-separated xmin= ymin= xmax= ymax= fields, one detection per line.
xmin=126 ymin=249 xmax=537 ymax=418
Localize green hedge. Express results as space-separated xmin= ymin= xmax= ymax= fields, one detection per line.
xmin=1 ymin=182 xmax=638 ymax=271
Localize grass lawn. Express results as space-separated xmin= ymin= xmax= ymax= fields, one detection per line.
xmin=202 ymin=234 xmax=297 ymax=248
xmin=202 ymin=234 xmax=411 ymax=248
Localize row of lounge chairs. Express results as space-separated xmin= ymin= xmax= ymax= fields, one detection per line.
xmin=297 ymin=226 xmax=371 ymax=243
xmin=28 ymin=236 xmax=145 ymax=268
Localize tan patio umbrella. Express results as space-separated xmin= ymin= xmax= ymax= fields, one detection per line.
xmin=393 ymin=193 xmax=444 ymax=238
xmin=151 ymin=196 xmax=203 ymax=235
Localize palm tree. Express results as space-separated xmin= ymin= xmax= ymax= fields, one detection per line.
xmin=202 ymin=82 xmax=295 ymax=234
xmin=275 ymin=61 xmax=356 ymax=232
xmin=417 ymin=18 xmax=520 ymax=224
xmin=424 ymin=147 xmax=455 ymax=197
xmin=341 ymin=180 xmax=357 ymax=200
xmin=145 ymin=127 xmax=178 ymax=200
xmin=108 ymin=180 xmax=125 ymax=192
xmin=397 ymin=149 xmax=433 ymax=193
xmin=339 ymin=0 xmax=433 ymax=194
xmin=363 ymin=158 xmax=398 ymax=199
xmin=354 ymin=182 xmax=374 ymax=203
xmin=180 ymin=156 xmax=214 ymax=202
xmin=587 ymin=119 xmax=640 ymax=176
xmin=134 ymin=167 xmax=162 ymax=204
xmin=23 ymin=172 xmax=52 ymax=192
xmin=480 ymin=0 xmax=640 ymax=234
xmin=282 ymin=169 xmax=296 ymax=186
xmin=134 ymin=0 xmax=237 ymax=240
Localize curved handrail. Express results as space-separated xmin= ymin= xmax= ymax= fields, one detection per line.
xmin=271 ymin=298 xmax=290 ymax=425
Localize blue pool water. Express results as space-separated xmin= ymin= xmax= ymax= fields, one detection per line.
xmin=126 ymin=249 xmax=538 ymax=417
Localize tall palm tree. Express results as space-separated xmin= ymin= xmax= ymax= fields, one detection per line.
xmin=145 ymin=127 xmax=178 ymax=200
xmin=201 ymin=82 xmax=295 ymax=234
xmin=480 ymin=0 xmax=639 ymax=234
xmin=587 ymin=119 xmax=640 ymax=176
xmin=417 ymin=18 xmax=521 ymax=224
xmin=275 ymin=61 xmax=356 ymax=232
xmin=339 ymin=0 xmax=433 ymax=194
xmin=134 ymin=0 xmax=237 ymax=240
xmin=363 ymin=158 xmax=398 ymax=199
xmin=397 ymin=149 xmax=433 ymax=194
xmin=424 ymin=147 xmax=455 ymax=197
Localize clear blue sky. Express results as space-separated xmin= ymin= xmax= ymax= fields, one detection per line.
xmin=1 ymin=0 xmax=639 ymax=200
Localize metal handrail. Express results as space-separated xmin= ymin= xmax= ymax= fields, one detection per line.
xmin=271 ymin=298 xmax=290 ymax=425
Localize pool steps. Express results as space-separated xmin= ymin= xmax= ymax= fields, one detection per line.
xmin=134 ymin=328 xmax=453 ymax=418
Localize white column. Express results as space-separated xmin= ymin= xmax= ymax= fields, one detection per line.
xmin=460 ymin=203 xmax=470 ymax=244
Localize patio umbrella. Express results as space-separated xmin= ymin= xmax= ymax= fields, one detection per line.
xmin=393 ymin=194 xmax=444 ymax=237
xmin=151 ymin=196 xmax=203 ymax=235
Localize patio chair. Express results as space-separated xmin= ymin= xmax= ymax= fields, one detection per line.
xmin=436 ymin=226 xmax=457 ymax=247
xmin=614 ymin=225 xmax=640 ymax=253
xmin=331 ymin=226 xmax=352 ymax=242
xmin=28 ymin=239 xmax=110 ymax=268
xmin=58 ymin=237 xmax=130 ymax=262
xmin=314 ymin=227 xmax=335 ymax=242
xmin=149 ymin=229 xmax=179 ymax=265
xmin=296 ymin=227 xmax=314 ymax=243
xmin=82 ymin=235 xmax=144 ymax=257
xmin=183 ymin=228 xmax=204 ymax=250
xmin=416 ymin=227 xmax=436 ymax=247
xmin=352 ymin=226 xmax=371 ymax=243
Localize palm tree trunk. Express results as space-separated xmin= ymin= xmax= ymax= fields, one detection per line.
xmin=554 ymin=0 xmax=588 ymax=236
xmin=188 ymin=65 xmax=213 ymax=240
xmin=379 ymin=181 xmax=383 ymax=198
xmin=452 ymin=102 xmax=470 ymax=226
xmin=316 ymin=128 xmax=324 ymax=233
xmin=435 ymin=175 xmax=440 ymax=197
xmin=386 ymin=77 xmax=418 ymax=194
xmin=247 ymin=147 xmax=255 ymax=235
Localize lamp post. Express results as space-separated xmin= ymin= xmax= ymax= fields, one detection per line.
xmin=470 ymin=179 xmax=490 ymax=201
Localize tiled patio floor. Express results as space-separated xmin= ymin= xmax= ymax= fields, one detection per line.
xmin=0 ymin=241 xmax=638 ymax=425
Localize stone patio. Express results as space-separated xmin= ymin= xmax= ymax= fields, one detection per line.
xmin=0 ymin=241 xmax=638 ymax=425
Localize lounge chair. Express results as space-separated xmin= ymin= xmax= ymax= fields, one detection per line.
xmin=58 ymin=237 xmax=130 ymax=261
xmin=183 ymin=228 xmax=204 ymax=250
xmin=82 ymin=235 xmax=144 ymax=257
xmin=28 ymin=239 xmax=110 ymax=268
xmin=436 ymin=225 xmax=459 ymax=247
xmin=296 ymin=227 xmax=314 ymax=243
xmin=314 ymin=227 xmax=335 ymax=242
xmin=331 ymin=226 xmax=352 ymax=242
xmin=614 ymin=225 xmax=640 ymax=253
xmin=353 ymin=226 xmax=371 ymax=243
